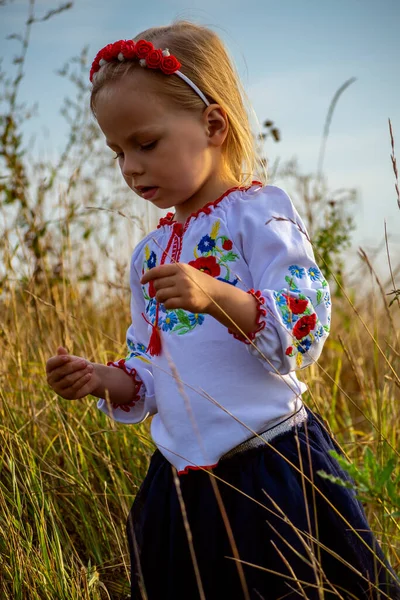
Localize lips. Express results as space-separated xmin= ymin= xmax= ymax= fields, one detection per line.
xmin=135 ymin=186 xmax=159 ymax=200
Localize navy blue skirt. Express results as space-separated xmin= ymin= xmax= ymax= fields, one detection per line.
xmin=127 ymin=408 xmax=400 ymax=599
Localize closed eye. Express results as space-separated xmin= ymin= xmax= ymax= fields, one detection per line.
xmin=113 ymin=152 xmax=123 ymax=160
xmin=140 ymin=140 xmax=157 ymax=151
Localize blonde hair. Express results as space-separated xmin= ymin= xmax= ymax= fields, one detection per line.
xmin=91 ymin=21 xmax=266 ymax=187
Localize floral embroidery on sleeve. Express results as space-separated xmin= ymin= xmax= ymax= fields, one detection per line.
xmin=126 ymin=339 xmax=152 ymax=364
xmin=275 ymin=265 xmax=330 ymax=367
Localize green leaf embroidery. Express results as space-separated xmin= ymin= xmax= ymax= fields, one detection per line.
xmin=175 ymin=309 xmax=191 ymax=327
xmin=285 ymin=275 xmax=298 ymax=291
xmin=219 ymin=251 xmax=239 ymax=263
xmin=316 ymin=289 xmax=323 ymax=305
xmin=173 ymin=324 xmax=192 ymax=335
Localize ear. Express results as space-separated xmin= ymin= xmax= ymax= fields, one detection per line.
xmin=203 ymin=104 xmax=229 ymax=147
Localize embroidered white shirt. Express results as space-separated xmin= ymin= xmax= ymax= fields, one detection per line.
xmin=98 ymin=184 xmax=331 ymax=473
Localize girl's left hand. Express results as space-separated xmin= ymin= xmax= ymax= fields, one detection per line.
xmin=141 ymin=263 xmax=221 ymax=314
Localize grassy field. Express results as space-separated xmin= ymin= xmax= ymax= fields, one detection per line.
xmin=0 ymin=231 xmax=399 ymax=599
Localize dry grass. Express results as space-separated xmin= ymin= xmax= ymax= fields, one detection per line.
xmin=0 ymin=228 xmax=399 ymax=599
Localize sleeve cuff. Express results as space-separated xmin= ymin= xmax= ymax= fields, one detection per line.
xmin=106 ymin=358 xmax=143 ymax=411
xmin=228 ymin=289 xmax=267 ymax=344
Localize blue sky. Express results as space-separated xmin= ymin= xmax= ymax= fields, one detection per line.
xmin=1 ymin=0 xmax=400 ymax=275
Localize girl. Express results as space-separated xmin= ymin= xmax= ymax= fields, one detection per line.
xmin=46 ymin=21 xmax=400 ymax=600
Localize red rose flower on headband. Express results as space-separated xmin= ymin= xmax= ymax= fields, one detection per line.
xmin=122 ymin=39 xmax=136 ymax=59
xmin=110 ymin=40 xmax=124 ymax=56
xmin=146 ymin=49 xmax=163 ymax=69
xmin=161 ymin=55 xmax=181 ymax=74
xmin=135 ymin=39 xmax=154 ymax=59
xmin=101 ymin=43 xmax=117 ymax=61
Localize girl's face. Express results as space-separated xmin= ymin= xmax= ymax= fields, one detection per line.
xmin=95 ymin=71 xmax=229 ymax=219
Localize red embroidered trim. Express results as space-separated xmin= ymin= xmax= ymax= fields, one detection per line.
xmin=106 ymin=359 xmax=143 ymax=410
xmin=228 ymin=289 xmax=267 ymax=344
xmin=178 ymin=462 xmax=219 ymax=476
xmin=157 ymin=181 xmax=263 ymax=228
xmin=142 ymin=220 xmax=190 ymax=355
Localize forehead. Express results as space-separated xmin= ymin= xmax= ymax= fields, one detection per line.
xmin=95 ymin=70 xmax=179 ymax=139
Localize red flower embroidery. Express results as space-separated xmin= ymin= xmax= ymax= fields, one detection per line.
xmin=189 ymin=256 xmax=221 ymax=277
xmin=146 ymin=49 xmax=163 ymax=68
xmin=293 ymin=314 xmax=317 ymax=340
xmin=222 ymin=239 xmax=233 ymax=251
xmin=161 ymin=55 xmax=181 ymax=74
xmin=285 ymin=346 xmax=293 ymax=355
xmin=135 ymin=39 xmax=154 ymax=58
xmin=284 ymin=295 xmax=309 ymax=315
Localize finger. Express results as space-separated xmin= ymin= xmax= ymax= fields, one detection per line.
xmin=57 ymin=346 xmax=69 ymax=356
xmin=48 ymin=359 xmax=88 ymax=383
xmin=153 ymin=276 xmax=177 ymax=291
xmin=73 ymin=373 xmax=98 ymax=399
xmin=46 ymin=354 xmax=71 ymax=374
xmin=57 ymin=365 xmax=93 ymax=391
xmin=141 ymin=264 xmax=177 ymax=284
xmin=155 ymin=287 xmax=179 ymax=304
xmin=163 ymin=297 xmax=183 ymax=311
xmin=59 ymin=370 xmax=94 ymax=400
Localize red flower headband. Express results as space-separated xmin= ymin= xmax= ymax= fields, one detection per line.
xmin=90 ymin=39 xmax=210 ymax=106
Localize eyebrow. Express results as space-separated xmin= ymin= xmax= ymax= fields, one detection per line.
xmin=106 ymin=127 xmax=160 ymax=148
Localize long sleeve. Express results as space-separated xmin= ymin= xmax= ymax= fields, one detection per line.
xmin=97 ymin=254 xmax=156 ymax=424
xmin=228 ymin=185 xmax=331 ymax=375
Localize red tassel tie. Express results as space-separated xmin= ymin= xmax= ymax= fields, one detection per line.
xmin=142 ymin=306 xmax=162 ymax=356
xmin=143 ymin=219 xmax=187 ymax=356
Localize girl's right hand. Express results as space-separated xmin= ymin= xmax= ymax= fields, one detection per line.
xmin=46 ymin=346 xmax=100 ymax=400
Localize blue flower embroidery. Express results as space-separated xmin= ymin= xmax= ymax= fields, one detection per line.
xmin=308 ymin=267 xmax=321 ymax=281
xmin=217 ymin=277 xmax=238 ymax=287
xmin=147 ymin=251 xmax=157 ymax=269
xmin=324 ymin=292 xmax=331 ymax=308
xmin=288 ymin=265 xmax=306 ymax=279
xmin=274 ymin=292 xmax=287 ymax=307
xmin=282 ymin=311 xmax=293 ymax=327
xmin=161 ymin=313 xmax=178 ymax=331
xmin=298 ymin=338 xmax=312 ymax=354
xmin=315 ymin=325 xmax=324 ymax=339
xmin=126 ymin=341 xmax=148 ymax=360
xmin=189 ymin=313 xmax=205 ymax=326
xmin=146 ymin=298 xmax=157 ymax=317
xmin=198 ymin=235 xmax=216 ymax=254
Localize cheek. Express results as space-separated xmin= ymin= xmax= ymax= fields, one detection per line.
xmin=122 ymin=171 xmax=134 ymax=189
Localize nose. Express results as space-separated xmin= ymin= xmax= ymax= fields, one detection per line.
xmin=121 ymin=151 xmax=144 ymax=179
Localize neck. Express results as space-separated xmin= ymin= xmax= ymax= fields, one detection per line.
xmin=174 ymin=174 xmax=239 ymax=223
